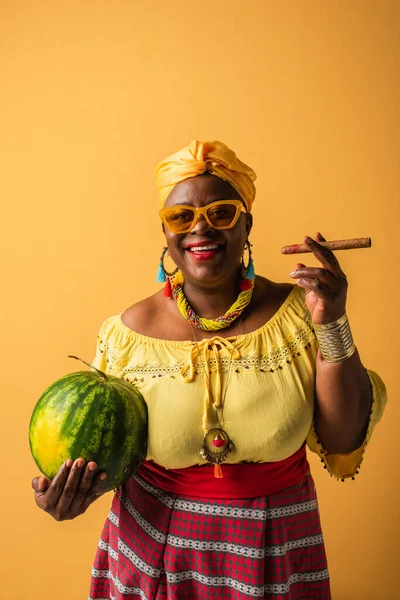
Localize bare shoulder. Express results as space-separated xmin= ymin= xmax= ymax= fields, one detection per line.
xmin=121 ymin=290 xmax=188 ymax=339
xmin=121 ymin=291 xmax=165 ymax=335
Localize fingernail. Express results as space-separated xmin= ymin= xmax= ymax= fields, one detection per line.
xmin=99 ymin=473 xmax=107 ymax=481
xmin=65 ymin=459 xmax=73 ymax=468
xmin=76 ymin=458 xmax=85 ymax=468
xmin=88 ymin=462 xmax=97 ymax=471
xmin=289 ymin=271 xmax=297 ymax=277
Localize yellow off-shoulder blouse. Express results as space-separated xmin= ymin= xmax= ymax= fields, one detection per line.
xmin=93 ymin=286 xmax=386 ymax=480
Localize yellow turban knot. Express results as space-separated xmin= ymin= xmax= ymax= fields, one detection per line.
xmin=155 ymin=140 xmax=257 ymax=212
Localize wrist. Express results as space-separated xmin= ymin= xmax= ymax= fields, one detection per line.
xmin=313 ymin=313 xmax=356 ymax=363
xmin=312 ymin=307 xmax=347 ymax=326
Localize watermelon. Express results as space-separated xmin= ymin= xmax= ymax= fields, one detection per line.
xmin=29 ymin=356 xmax=148 ymax=493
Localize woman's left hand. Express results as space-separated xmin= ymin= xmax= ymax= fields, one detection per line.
xmin=289 ymin=233 xmax=348 ymax=325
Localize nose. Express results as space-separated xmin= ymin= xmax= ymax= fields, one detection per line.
xmin=190 ymin=213 xmax=214 ymax=235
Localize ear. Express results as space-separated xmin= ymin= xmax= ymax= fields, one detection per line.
xmin=245 ymin=213 xmax=253 ymax=236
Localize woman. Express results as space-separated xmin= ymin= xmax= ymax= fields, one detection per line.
xmin=32 ymin=140 xmax=386 ymax=599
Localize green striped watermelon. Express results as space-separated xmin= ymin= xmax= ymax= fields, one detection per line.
xmin=29 ymin=357 xmax=148 ymax=493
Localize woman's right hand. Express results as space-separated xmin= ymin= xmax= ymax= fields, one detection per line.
xmin=32 ymin=458 xmax=106 ymax=521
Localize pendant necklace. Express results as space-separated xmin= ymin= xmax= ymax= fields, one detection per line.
xmin=200 ymin=427 xmax=235 ymax=478
xmin=191 ymin=319 xmax=242 ymax=478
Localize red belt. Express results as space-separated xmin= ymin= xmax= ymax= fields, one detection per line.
xmin=136 ymin=444 xmax=310 ymax=499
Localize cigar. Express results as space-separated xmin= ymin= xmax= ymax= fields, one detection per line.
xmin=281 ymin=237 xmax=371 ymax=255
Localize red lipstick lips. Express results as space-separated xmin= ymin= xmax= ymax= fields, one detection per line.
xmin=185 ymin=241 xmax=223 ymax=261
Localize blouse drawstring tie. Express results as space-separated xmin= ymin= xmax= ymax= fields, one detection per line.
xmin=180 ymin=336 xmax=241 ymax=435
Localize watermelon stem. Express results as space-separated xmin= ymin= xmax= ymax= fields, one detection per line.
xmin=67 ymin=355 xmax=109 ymax=380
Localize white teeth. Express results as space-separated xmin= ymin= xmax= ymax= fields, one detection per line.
xmin=188 ymin=245 xmax=219 ymax=252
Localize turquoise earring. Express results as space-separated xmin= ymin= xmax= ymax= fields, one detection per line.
xmin=240 ymin=240 xmax=255 ymax=290
xmin=156 ymin=247 xmax=168 ymax=283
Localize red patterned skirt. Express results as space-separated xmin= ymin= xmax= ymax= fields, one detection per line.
xmin=89 ymin=471 xmax=331 ymax=599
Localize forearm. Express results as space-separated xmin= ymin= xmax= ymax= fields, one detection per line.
xmin=314 ymin=348 xmax=372 ymax=454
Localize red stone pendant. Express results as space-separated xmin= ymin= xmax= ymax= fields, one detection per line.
xmin=212 ymin=432 xmax=226 ymax=448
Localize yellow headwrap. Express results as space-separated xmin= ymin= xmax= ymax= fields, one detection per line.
xmin=155 ymin=140 xmax=257 ymax=212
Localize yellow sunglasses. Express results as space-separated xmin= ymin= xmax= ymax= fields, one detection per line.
xmin=159 ymin=200 xmax=246 ymax=234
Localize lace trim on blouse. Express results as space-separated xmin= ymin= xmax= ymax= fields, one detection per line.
xmin=96 ymin=315 xmax=315 ymax=381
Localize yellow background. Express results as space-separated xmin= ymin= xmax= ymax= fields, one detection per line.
xmin=1 ymin=1 xmax=398 ymax=598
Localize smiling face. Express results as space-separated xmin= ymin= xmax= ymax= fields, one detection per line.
xmin=162 ymin=173 xmax=253 ymax=288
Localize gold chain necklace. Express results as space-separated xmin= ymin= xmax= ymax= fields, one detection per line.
xmin=191 ymin=319 xmax=242 ymax=478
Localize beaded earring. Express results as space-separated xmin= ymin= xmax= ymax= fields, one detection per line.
xmin=239 ymin=240 xmax=255 ymax=290
xmin=156 ymin=247 xmax=179 ymax=297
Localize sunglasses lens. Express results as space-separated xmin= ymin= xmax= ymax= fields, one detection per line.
xmin=206 ymin=203 xmax=238 ymax=228
xmin=164 ymin=207 xmax=195 ymax=233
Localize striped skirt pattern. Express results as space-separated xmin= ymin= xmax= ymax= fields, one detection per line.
xmin=89 ymin=472 xmax=331 ymax=599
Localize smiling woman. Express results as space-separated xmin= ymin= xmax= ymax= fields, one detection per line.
xmin=162 ymin=174 xmax=251 ymax=292
xmin=32 ymin=140 xmax=387 ymax=600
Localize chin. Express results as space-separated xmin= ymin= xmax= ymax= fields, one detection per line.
xmin=186 ymin=263 xmax=236 ymax=285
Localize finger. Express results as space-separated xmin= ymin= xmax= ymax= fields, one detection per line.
xmin=295 ymin=277 xmax=331 ymax=298
xmin=290 ymin=263 xmax=306 ymax=279
xmin=37 ymin=460 xmax=74 ymax=510
xmin=33 ymin=463 xmax=70 ymax=511
xmin=290 ymin=267 xmax=336 ymax=285
xmin=55 ymin=458 xmax=87 ymax=512
xmin=303 ymin=236 xmax=342 ymax=273
xmin=32 ymin=476 xmax=50 ymax=493
xmin=43 ymin=458 xmax=81 ymax=509
xmin=69 ymin=461 xmax=99 ymax=510
xmin=80 ymin=471 xmax=107 ymax=513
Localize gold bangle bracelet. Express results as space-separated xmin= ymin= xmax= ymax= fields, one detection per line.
xmin=313 ymin=313 xmax=356 ymax=363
